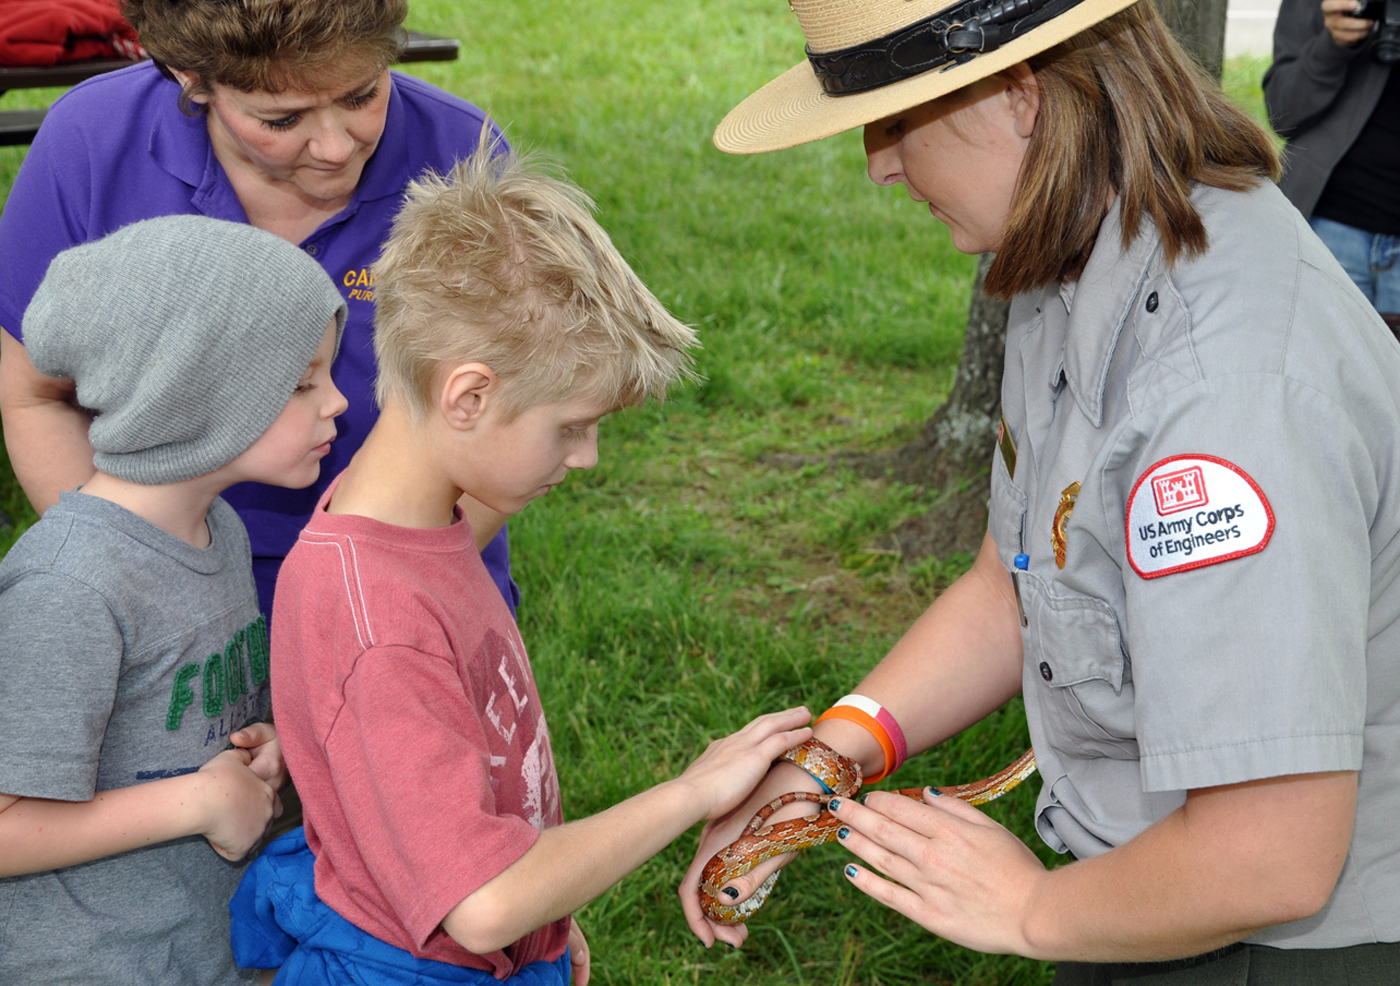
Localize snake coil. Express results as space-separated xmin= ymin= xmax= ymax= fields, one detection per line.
xmin=698 ymin=739 xmax=1037 ymax=924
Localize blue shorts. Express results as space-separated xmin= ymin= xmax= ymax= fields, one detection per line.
xmin=231 ymin=828 xmax=571 ymax=986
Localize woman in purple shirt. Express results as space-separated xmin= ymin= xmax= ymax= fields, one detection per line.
xmin=0 ymin=0 xmax=517 ymax=616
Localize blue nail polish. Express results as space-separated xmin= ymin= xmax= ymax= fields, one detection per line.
xmin=828 ymin=797 xmax=842 ymax=811
xmin=844 ymin=864 xmax=858 ymax=878
xmin=837 ymin=826 xmax=850 ymax=840
xmin=926 ymin=786 xmax=943 ymax=797
xmin=859 ymin=793 xmax=869 ymax=806
xmin=722 ymin=887 xmax=739 ymax=899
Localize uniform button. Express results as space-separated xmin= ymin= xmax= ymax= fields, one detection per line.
xmin=305 ymin=244 xmax=319 ymax=256
xmin=1039 ymin=662 xmax=1053 ymax=681
xmin=1145 ymin=291 xmax=1159 ymax=313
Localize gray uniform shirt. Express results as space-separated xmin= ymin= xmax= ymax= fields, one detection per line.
xmin=0 ymin=492 xmax=269 ymax=984
xmin=991 ymin=181 xmax=1400 ymax=949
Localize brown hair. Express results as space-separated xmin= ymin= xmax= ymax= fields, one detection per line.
xmin=373 ymin=138 xmax=698 ymax=421
xmin=120 ymin=0 xmax=406 ymax=107
xmin=985 ymin=0 xmax=1279 ymax=297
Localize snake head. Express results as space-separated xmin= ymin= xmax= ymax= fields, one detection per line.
xmin=695 ymin=746 xmax=1038 ymax=925
xmin=697 ymin=790 xmax=834 ymax=924
xmin=699 ymin=869 xmax=781 ymax=925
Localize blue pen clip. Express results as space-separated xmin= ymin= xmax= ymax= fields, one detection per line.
xmin=1012 ymin=553 xmax=1029 ymax=627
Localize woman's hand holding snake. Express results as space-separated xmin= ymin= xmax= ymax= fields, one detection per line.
xmin=682 ymin=737 xmax=1036 ymax=946
xmin=831 ymin=788 xmax=1049 ymax=956
xmin=679 ymin=759 xmax=826 ymax=948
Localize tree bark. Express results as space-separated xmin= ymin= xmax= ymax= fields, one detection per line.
xmin=1161 ymin=0 xmax=1230 ymax=79
xmin=856 ymin=253 xmax=1007 ymax=491
xmin=846 ymin=253 xmax=1007 ymax=561
xmin=852 ymin=0 xmax=1229 ymax=562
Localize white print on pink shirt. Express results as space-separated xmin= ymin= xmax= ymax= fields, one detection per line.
xmin=498 ymin=652 xmax=530 ymax=713
xmin=479 ymin=627 xmax=560 ymax=828
xmin=484 ymin=692 xmax=516 ymax=744
xmin=521 ymin=722 xmax=557 ymax=829
xmin=484 ymin=629 xmax=532 ymax=743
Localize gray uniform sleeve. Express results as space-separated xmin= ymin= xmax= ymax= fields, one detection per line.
xmin=0 ymin=574 xmax=123 ymax=800
xmin=1113 ymin=375 xmax=1369 ymax=792
xmin=1264 ymin=0 xmax=1371 ymax=136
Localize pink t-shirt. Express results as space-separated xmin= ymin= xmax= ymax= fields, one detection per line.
xmin=271 ymin=479 xmax=567 ymax=977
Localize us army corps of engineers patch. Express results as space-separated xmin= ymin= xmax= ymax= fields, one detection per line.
xmin=1126 ymin=454 xmax=1274 ymax=579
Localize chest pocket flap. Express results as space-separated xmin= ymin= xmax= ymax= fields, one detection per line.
xmin=1029 ymin=587 xmax=1126 ymax=692
xmin=1025 ymin=582 xmax=1136 ymax=756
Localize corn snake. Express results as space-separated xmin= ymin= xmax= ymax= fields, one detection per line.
xmin=698 ymin=739 xmax=1037 ymax=924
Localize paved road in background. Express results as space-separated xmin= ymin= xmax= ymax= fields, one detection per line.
xmin=1228 ymin=0 xmax=1281 ymax=56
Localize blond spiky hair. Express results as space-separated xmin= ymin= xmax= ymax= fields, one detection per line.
xmin=372 ymin=138 xmax=698 ymax=420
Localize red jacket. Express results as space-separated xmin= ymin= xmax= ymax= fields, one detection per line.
xmin=0 ymin=0 xmax=142 ymax=67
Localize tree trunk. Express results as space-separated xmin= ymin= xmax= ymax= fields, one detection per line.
xmin=858 ymin=0 xmax=1228 ymax=562
xmin=847 ymin=253 xmax=1008 ymax=561
xmin=1162 ymin=0 xmax=1230 ymax=79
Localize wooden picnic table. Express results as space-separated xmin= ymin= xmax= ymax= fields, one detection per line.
xmin=0 ymin=29 xmax=460 ymax=147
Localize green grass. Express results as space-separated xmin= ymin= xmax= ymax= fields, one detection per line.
xmin=1222 ymin=53 xmax=1273 ymax=129
xmin=0 ymin=7 xmax=1277 ymax=981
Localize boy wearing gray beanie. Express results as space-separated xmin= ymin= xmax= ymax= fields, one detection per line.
xmin=0 ymin=215 xmax=346 ymax=986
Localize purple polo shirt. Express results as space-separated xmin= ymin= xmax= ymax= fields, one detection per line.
xmin=0 ymin=63 xmax=518 ymax=616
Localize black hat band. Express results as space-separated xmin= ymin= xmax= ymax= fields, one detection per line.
xmin=806 ymin=0 xmax=1088 ymax=96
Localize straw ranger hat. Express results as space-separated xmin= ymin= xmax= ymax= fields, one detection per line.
xmin=716 ymin=0 xmax=1142 ymax=154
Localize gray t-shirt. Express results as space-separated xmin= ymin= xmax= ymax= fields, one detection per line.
xmin=993 ymin=182 xmax=1400 ymax=949
xmin=0 ymin=491 xmax=270 ymax=984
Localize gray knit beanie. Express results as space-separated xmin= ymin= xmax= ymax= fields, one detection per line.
xmin=23 ymin=215 xmax=347 ymax=485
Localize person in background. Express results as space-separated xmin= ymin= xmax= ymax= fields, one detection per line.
xmin=0 ymin=0 xmax=518 ymax=618
xmin=1266 ymin=0 xmax=1400 ymax=321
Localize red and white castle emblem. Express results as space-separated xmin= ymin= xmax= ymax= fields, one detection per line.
xmin=1151 ymin=466 xmax=1207 ymax=515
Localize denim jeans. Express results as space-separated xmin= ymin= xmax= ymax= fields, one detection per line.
xmin=1310 ymin=215 xmax=1400 ymax=314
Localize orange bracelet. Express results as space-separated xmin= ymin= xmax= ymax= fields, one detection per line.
xmin=816 ymin=704 xmax=898 ymax=783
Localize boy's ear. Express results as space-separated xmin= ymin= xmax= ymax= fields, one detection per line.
xmin=439 ymin=363 xmax=499 ymax=431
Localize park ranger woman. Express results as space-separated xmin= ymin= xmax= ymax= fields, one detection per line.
xmin=680 ymin=0 xmax=1400 ymax=980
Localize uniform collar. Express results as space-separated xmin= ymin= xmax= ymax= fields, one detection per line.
xmin=1058 ymin=197 xmax=1161 ymax=428
xmin=146 ymin=74 xmax=253 ymax=223
xmin=147 ymin=70 xmax=216 ymax=190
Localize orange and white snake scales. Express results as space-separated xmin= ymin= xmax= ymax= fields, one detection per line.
xmin=698 ymin=738 xmax=1037 ymax=924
